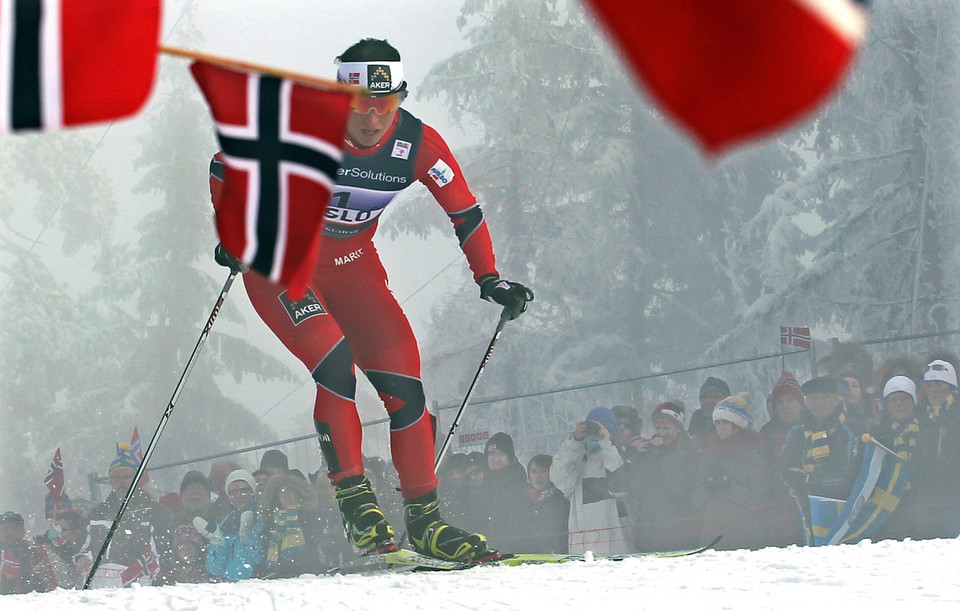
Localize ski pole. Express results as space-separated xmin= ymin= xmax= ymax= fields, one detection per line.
xmin=83 ymin=270 xmax=238 ymax=590
xmin=434 ymin=307 xmax=510 ymax=472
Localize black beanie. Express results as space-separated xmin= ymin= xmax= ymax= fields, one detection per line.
xmin=484 ymin=432 xmax=517 ymax=462
xmin=179 ymin=470 xmax=211 ymax=494
xmin=700 ymin=376 xmax=731 ymax=397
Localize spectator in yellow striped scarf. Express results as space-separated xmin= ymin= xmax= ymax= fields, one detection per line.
xmin=872 ymin=376 xmax=920 ymax=462
xmin=868 ymin=376 xmax=921 ymax=541
xmin=779 ymin=376 xmax=861 ymax=500
xmin=259 ymin=472 xmax=324 ymax=578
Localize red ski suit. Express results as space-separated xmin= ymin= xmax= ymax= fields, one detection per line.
xmin=211 ymin=109 xmax=498 ymax=499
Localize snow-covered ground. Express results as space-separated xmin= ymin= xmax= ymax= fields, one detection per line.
xmin=5 ymin=538 xmax=959 ymax=610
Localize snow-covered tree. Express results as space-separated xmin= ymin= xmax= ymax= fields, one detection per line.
xmin=387 ymin=0 xmax=802 ymax=452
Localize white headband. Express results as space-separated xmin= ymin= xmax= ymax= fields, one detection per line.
xmin=337 ymin=61 xmax=404 ymax=94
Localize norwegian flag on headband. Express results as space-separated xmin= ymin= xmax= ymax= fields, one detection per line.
xmin=130 ymin=426 xmax=149 ymax=484
xmin=190 ymin=61 xmax=353 ymax=299
xmin=0 ymin=0 xmax=161 ymax=133
xmin=780 ymin=326 xmax=812 ymax=349
xmin=583 ymin=0 xmax=869 ymax=152
xmin=44 ymin=446 xmax=64 ymax=500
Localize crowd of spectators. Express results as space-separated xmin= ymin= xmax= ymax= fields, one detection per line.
xmin=432 ymin=346 xmax=960 ymax=556
xmin=3 ymin=344 xmax=959 ymax=594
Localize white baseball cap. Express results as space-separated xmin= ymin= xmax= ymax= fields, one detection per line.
xmin=882 ymin=375 xmax=916 ymax=403
xmin=923 ymin=360 xmax=958 ymax=388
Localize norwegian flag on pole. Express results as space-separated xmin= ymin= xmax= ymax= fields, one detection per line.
xmin=0 ymin=0 xmax=161 ymax=133
xmin=780 ymin=326 xmax=812 ymax=349
xmin=130 ymin=426 xmax=148 ymax=485
xmin=44 ymin=446 xmax=64 ymax=500
xmin=190 ymin=61 xmax=353 ymax=300
xmin=582 ymin=0 xmax=870 ymax=152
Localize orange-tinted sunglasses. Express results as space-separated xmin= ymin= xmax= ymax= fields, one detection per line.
xmin=351 ymin=90 xmax=406 ymax=115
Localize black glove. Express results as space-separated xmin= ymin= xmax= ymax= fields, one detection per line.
xmin=781 ymin=468 xmax=809 ymax=496
xmin=479 ymin=274 xmax=534 ymax=320
xmin=214 ymin=243 xmax=248 ymax=274
xmin=702 ymin=463 xmax=730 ymax=493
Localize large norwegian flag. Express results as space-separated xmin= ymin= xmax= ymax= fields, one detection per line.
xmin=583 ymin=0 xmax=869 ymax=152
xmin=44 ymin=446 xmax=64 ymax=500
xmin=190 ymin=61 xmax=353 ymax=299
xmin=0 ymin=0 xmax=161 ymax=133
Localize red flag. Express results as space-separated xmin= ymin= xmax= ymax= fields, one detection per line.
xmin=0 ymin=0 xmax=161 ymax=133
xmin=190 ymin=61 xmax=353 ymax=299
xmin=44 ymin=446 xmax=64 ymax=499
xmin=130 ymin=426 xmax=149 ymax=485
xmin=119 ymin=545 xmax=159 ymax=586
xmin=583 ymin=0 xmax=869 ymax=152
xmin=780 ymin=326 xmax=812 ymax=349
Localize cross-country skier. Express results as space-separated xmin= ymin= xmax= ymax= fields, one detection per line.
xmin=210 ymin=38 xmax=533 ymax=563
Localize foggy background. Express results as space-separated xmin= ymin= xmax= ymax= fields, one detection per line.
xmin=2 ymin=0 xmax=958 ymax=529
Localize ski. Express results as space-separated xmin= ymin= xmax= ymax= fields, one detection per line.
xmin=495 ymin=535 xmax=723 ymax=566
xmin=328 ymin=536 xmax=721 ymax=575
xmin=327 ymin=548 xmax=464 ymax=575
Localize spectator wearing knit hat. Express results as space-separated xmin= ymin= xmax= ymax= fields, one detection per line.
xmin=199 ymin=469 xmax=264 ymax=581
xmin=692 ymin=395 xmax=768 ymax=550
xmin=477 ymin=432 xmax=532 ymax=554
xmin=161 ymin=524 xmax=220 ymax=584
xmin=551 ymin=407 xmax=630 ymax=554
xmin=911 ymin=357 xmax=960 ymax=539
xmin=259 ymin=449 xmax=290 ymax=476
xmin=689 ymin=377 xmax=732 ymax=438
xmin=779 ymin=377 xmax=860 ymax=501
xmin=624 ymin=402 xmax=700 ymax=552
xmin=78 ymin=443 xmax=167 ymax=588
xmin=0 ymin=511 xmax=52 ymax=594
xmin=762 ymin=372 xmax=805 ymax=468
xmin=173 ymin=471 xmax=215 ymax=525
xmin=762 ymin=373 xmax=807 ymax=547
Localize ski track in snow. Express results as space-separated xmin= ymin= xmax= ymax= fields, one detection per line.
xmin=5 ymin=538 xmax=960 ymax=610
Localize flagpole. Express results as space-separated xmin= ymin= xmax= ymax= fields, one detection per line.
xmin=159 ymin=45 xmax=362 ymax=94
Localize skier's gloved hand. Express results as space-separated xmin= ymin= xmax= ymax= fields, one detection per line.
xmin=214 ymin=243 xmax=249 ymax=274
xmin=479 ymin=274 xmax=534 ymax=321
xmin=193 ymin=516 xmax=225 ymax=546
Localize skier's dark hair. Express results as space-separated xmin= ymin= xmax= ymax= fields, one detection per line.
xmin=337 ymin=38 xmax=401 ymax=64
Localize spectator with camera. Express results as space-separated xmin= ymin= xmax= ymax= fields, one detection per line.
xmin=625 ymin=402 xmax=700 ymax=552
xmin=33 ymin=510 xmax=89 ymax=590
xmin=551 ymin=407 xmax=630 ymax=554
